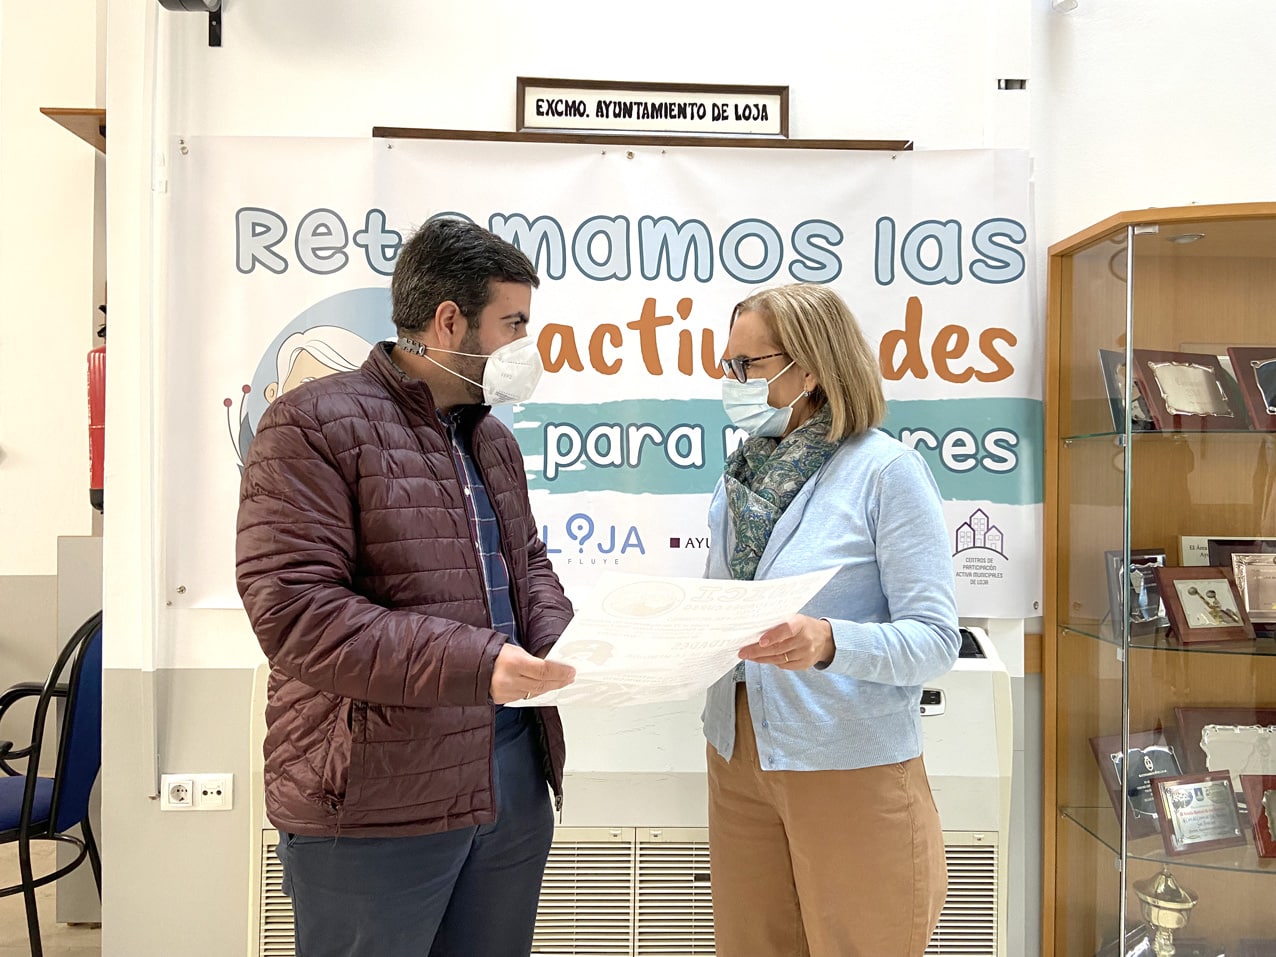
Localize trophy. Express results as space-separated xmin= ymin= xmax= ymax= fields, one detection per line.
xmin=1133 ymin=866 xmax=1199 ymax=957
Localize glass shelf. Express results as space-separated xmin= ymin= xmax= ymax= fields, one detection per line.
xmin=1062 ymin=429 xmax=1276 ymax=443
xmin=1061 ymin=806 xmax=1276 ymax=877
xmin=1060 ymin=625 xmax=1276 ymax=657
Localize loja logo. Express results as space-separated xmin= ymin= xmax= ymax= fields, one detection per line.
xmin=542 ymin=513 xmax=646 ymax=556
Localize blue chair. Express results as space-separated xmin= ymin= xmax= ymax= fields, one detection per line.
xmin=0 ymin=611 xmax=103 ymax=957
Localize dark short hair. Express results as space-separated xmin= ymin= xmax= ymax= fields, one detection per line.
xmin=391 ymin=218 xmax=540 ymax=334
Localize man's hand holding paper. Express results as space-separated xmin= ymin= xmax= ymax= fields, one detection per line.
xmin=508 ymin=567 xmax=837 ymax=707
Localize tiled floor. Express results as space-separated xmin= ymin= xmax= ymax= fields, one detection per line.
xmin=0 ymin=842 xmax=101 ymax=956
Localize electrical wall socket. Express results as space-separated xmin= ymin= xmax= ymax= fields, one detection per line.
xmin=160 ymin=773 xmax=233 ymax=811
xmin=160 ymin=775 xmax=194 ymax=809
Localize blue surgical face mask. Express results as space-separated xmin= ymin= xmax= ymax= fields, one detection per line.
xmin=721 ymin=360 xmax=806 ymax=438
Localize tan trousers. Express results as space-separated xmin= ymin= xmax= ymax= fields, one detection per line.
xmin=707 ymin=686 xmax=947 ymax=957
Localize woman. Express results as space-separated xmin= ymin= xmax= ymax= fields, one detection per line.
xmin=703 ymin=283 xmax=960 ymax=957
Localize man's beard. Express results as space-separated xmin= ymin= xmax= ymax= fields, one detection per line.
xmin=458 ymin=329 xmax=487 ymax=404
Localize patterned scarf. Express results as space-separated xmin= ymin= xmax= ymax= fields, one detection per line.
xmin=724 ymin=405 xmax=840 ymax=581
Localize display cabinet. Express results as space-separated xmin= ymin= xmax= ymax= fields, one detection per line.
xmin=1044 ymin=203 xmax=1276 ymax=957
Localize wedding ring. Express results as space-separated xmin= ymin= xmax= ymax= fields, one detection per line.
xmin=783 ymin=653 xmax=790 ymax=663
xmin=524 ymin=691 xmax=532 ymax=700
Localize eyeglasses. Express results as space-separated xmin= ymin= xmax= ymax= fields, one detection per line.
xmin=720 ymin=352 xmax=786 ymax=383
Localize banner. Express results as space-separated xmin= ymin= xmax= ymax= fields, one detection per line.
xmin=164 ymin=138 xmax=1040 ymax=617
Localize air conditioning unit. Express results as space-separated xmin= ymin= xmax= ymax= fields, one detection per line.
xmin=250 ymin=825 xmax=998 ymax=957
xmin=249 ymin=625 xmax=1011 ymax=957
xmin=529 ymin=826 xmax=998 ymax=957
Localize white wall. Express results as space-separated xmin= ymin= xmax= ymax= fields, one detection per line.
xmin=90 ymin=1 xmax=1275 ymax=955
xmin=167 ymin=2 xmax=996 ymax=141
xmin=0 ymin=2 xmax=99 ymax=577
xmin=1031 ymin=0 xmax=1276 ymax=246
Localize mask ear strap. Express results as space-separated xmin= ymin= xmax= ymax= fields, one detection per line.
xmin=422 ymin=352 xmax=485 ymax=392
xmin=786 ymin=390 xmax=811 ymax=410
xmin=767 ymin=359 xmax=797 ymax=385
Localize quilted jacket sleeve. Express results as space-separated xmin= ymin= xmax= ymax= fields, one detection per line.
xmin=520 ymin=529 xmax=574 ymax=656
xmin=235 ymin=399 xmax=505 ymax=709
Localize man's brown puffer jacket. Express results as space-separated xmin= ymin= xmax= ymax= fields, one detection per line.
xmin=236 ymin=343 xmax=573 ymax=838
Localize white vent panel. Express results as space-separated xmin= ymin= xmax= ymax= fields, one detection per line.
xmin=259 ymin=833 xmax=296 ymax=957
xmin=258 ymin=828 xmax=1001 ymax=957
xmin=532 ymin=832 xmax=636 ymax=955
xmin=634 ymin=839 xmax=714 ymax=955
xmin=925 ymin=843 xmax=999 ymax=956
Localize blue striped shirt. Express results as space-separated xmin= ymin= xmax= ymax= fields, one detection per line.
xmin=441 ymin=411 xmax=527 ymax=733
xmin=440 ymin=411 xmax=519 ymax=646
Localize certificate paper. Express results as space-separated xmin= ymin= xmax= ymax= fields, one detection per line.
xmin=509 ymin=567 xmax=838 ymax=708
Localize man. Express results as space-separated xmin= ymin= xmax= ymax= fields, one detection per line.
xmin=236 ymin=218 xmax=576 ymax=957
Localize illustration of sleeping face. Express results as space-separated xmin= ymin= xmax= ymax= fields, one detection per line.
xmin=227 ymin=323 xmax=379 ymax=470
xmin=265 ymin=348 xmax=347 ymax=400
xmin=264 ymin=326 xmax=374 ymax=403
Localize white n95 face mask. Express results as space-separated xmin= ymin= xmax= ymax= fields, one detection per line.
xmin=408 ymin=335 xmax=545 ymax=405
xmin=721 ymin=361 xmax=805 ymax=438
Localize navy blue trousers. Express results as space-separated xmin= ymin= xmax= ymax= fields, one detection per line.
xmin=276 ymin=709 xmax=554 ymax=957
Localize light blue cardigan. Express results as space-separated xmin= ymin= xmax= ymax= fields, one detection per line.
xmin=702 ymin=428 xmax=961 ymax=771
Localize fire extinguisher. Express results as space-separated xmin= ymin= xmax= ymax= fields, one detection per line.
xmin=88 ymin=315 xmax=106 ymax=512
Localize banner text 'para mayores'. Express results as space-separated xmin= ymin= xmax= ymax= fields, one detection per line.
xmin=234 ymin=209 xmax=1026 ymax=388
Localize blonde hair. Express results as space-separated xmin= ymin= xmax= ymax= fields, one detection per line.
xmin=732 ymin=283 xmax=885 ymax=441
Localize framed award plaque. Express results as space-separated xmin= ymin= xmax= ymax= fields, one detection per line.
xmin=1153 ymin=565 xmax=1256 ymax=644
xmin=1174 ymin=705 xmax=1276 ymax=775
xmin=1090 ymin=730 xmax=1182 ymax=839
xmin=1180 ymin=533 xmax=1276 ymax=566
xmin=1239 ymin=773 xmax=1276 ymax=858
xmin=1226 ymin=346 xmax=1276 ymax=431
xmin=1230 ymin=553 xmax=1276 ymax=637
xmin=1098 ymin=349 xmax=1158 ymax=432
xmin=1205 ymin=537 xmax=1276 ymax=570
xmin=1151 ymin=772 xmax=1247 ymax=856
xmin=1104 ymin=548 xmax=1169 ymax=637
xmin=1131 ymin=349 xmax=1246 ymax=431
